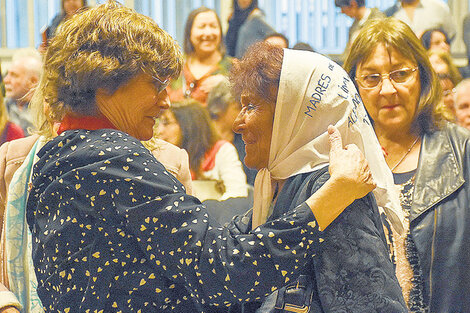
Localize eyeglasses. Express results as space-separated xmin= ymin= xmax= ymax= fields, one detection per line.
xmin=355 ymin=68 xmax=417 ymax=90
xmin=443 ymin=88 xmax=456 ymax=97
xmin=151 ymin=74 xmax=170 ymax=93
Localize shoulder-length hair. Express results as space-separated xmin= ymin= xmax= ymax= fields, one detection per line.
xmin=183 ymin=6 xmax=225 ymax=56
xmin=420 ymin=28 xmax=451 ymax=49
xmin=344 ymin=17 xmax=445 ymax=135
xmin=171 ymin=99 xmax=219 ymax=177
xmin=34 ymin=0 xmax=182 ymax=124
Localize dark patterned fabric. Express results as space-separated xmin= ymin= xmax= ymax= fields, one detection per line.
xmin=211 ymin=169 xmax=407 ymax=312
xmin=393 ymin=171 xmax=428 ymax=313
xmin=26 ymin=129 xmax=323 ymax=312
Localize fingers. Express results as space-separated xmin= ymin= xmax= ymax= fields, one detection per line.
xmin=328 ymin=125 xmax=343 ymax=155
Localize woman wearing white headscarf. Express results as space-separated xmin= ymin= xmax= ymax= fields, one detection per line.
xmin=226 ymin=42 xmax=407 ymax=312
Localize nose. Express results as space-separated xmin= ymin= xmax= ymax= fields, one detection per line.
xmin=379 ymin=76 xmax=397 ymax=96
xmin=158 ymin=90 xmax=170 ymax=110
xmin=232 ymin=110 xmax=245 ymax=134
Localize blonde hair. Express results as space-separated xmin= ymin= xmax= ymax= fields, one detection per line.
xmin=344 ymin=18 xmax=445 ymax=135
xmin=33 ymin=0 xmax=183 ymax=128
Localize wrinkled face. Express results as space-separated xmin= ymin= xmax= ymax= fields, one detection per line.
xmin=3 ymin=60 xmax=36 ymax=103
xmin=64 ymin=0 xmax=84 ymax=16
xmin=157 ymin=110 xmax=182 ymax=147
xmin=190 ymin=11 xmax=221 ymax=56
xmin=355 ymin=43 xmax=421 ymax=134
xmin=237 ymin=0 xmax=253 ymax=9
xmin=429 ymin=31 xmax=450 ymax=53
xmin=96 ymin=74 xmax=170 ymax=141
xmin=440 ymin=77 xmax=455 ymax=111
xmin=232 ymin=92 xmax=275 ymax=170
xmin=455 ymin=87 xmax=470 ymax=129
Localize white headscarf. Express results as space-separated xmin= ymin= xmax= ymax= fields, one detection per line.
xmin=252 ymin=49 xmax=404 ymax=234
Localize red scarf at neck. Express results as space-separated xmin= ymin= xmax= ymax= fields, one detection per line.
xmin=57 ymin=114 xmax=116 ymax=135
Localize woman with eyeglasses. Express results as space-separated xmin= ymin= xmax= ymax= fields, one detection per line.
xmin=345 ymin=17 xmax=470 ymax=312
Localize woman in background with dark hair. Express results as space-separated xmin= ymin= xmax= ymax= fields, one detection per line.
xmin=225 ymin=0 xmax=276 ymax=58
xmin=207 ymin=78 xmax=257 ymax=186
xmin=158 ymin=99 xmax=248 ymax=201
xmin=167 ymin=7 xmax=230 ymax=105
xmin=420 ymin=28 xmax=451 ymax=53
xmin=40 ymin=0 xmax=87 ymax=52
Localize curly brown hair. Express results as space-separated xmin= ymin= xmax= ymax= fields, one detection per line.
xmin=36 ymin=0 xmax=183 ymax=123
xmin=229 ymin=42 xmax=284 ymax=104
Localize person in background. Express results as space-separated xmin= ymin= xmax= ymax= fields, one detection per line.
xmin=3 ymin=48 xmax=42 ymax=134
xmin=167 ymin=7 xmax=229 ymax=106
xmin=158 ymin=99 xmax=248 ymax=201
xmin=420 ymin=28 xmax=451 ymax=53
xmin=384 ymin=0 xmax=456 ymax=41
xmin=207 ymin=78 xmax=257 ymax=186
xmin=454 ymin=78 xmax=470 ymax=129
xmin=39 ymin=0 xmax=87 ymax=52
xmin=334 ymin=0 xmax=384 ymax=60
xmin=428 ymin=49 xmax=462 ymax=120
xmin=263 ymin=32 xmax=289 ymax=48
xmin=24 ymin=2 xmax=380 ymax=311
xmin=292 ymin=41 xmax=315 ymax=52
xmin=460 ymin=13 xmax=470 ymax=78
xmin=225 ymin=0 xmax=276 ymax=59
xmin=344 ymin=17 xmax=470 ymax=312
xmin=0 ymin=92 xmax=23 ymax=146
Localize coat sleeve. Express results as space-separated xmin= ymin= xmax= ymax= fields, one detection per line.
xmin=122 ymin=159 xmax=322 ymax=307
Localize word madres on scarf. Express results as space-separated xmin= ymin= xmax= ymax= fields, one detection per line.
xmin=305 ymin=74 xmax=331 ymax=117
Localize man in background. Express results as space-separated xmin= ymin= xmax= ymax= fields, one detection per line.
xmin=454 ymin=79 xmax=470 ymax=130
xmin=3 ymin=48 xmax=42 ymax=134
xmin=384 ymin=0 xmax=456 ymax=41
xmin=335 ymin=0 xmax=384 ymax=61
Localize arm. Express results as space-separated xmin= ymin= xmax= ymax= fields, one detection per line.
xmin=307 ymin=125 xmax=376 ymax=230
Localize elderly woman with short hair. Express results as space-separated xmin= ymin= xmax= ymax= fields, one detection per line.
xmin=25 ymin=1 xmax=378 ymax=311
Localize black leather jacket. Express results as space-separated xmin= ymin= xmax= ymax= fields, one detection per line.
xmin=412 ymin=122 xmax=470 ymax=312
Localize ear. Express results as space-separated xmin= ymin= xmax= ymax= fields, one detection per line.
xmin=29 ymin=74 xmax=39 ymax=86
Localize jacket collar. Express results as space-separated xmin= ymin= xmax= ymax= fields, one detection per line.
xmin=410 ymin=127 xmax=465 ymax=222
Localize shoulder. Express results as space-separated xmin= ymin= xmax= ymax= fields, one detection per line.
xmin=0 ymin=134 xmax=39 ymax=164
xmin=436 ymin=122 xmax=470 ymax=145
xmin=370 ymin=8 xmax=386 ymax=18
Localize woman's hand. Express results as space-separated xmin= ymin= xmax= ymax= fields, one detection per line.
xmin=327 ymin=125 xmax=376 ymax=199
xmin=306 ymin=125 xmax=375 ymax=230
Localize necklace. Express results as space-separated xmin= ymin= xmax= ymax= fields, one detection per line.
xmin=391 ymin=137 xmax=420 ymax=172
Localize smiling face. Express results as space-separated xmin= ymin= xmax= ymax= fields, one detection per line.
xmin=232 ymin=93 xmax=275 ymax=170
xmin=190 ymin=11 xmax=221 ymax=56
xmin=356 ymin=43 xmax=420 ymax=135
xmin=96 ymin=74 xmax=170 ymax=141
